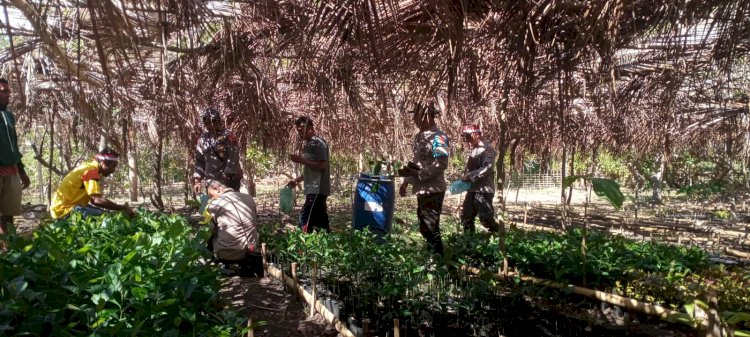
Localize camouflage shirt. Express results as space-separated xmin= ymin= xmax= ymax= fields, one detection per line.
xmin=463 ymin=140 xmax=496 ymax=193
xmin=405 ymin=126 xmax=450 ymax=194
xmin=193 ymin=129 xmax=242 ymax=184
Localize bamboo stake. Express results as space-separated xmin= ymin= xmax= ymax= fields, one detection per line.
xmin=265 ymin=264 xmax=357 ymax=337
xmin=393 ymin=318 xmax=400 ymax=337
xmin=706 ymin=291 xmax=723 ymax=337
xmin=246 ymin=316 xmax=254 ymax=337
xmin=724 ymin=247 xmax=750 ymax=259
xmin=310 ymin=262 xmax=317 ymax=318
xmin=261 ymin=243 xmax=267 ymax=266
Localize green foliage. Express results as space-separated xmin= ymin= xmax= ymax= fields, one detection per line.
xmin=677 ymin=182 xmax=727 ymax=199
xmin=713 ymin=209 xmax=732 ymax=220
xmin=365 ymin=157 xmax=401 ymax=176
xmin=591 ymin=178 xmax=625 ymax=209
xmin=0 ymin=211 xmax=248 ymax=336
xmin=330 ymin=153 xmax=358 ymax=176
xmin=260 ymin=227 xmax=486 ymax=323
xmin=259 ymin=220 xmax=750 ymax=333
xmin=621 ymin=265 xmax=750 ymax=313
xmin=596 ymin=151 xmax=630 ymax=181
xmin=245 ymin=142 xmax=274 ymax=177
xmin=450 ymin=228 xmax=709 ymax=287
xmin=562 ymin=176 xmax=625 ymax=210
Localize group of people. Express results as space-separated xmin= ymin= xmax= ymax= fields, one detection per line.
xmin=0 ymin=76 xmax=497 ymax=265
xmin=397 ymin=103 xmax=500 ymax=255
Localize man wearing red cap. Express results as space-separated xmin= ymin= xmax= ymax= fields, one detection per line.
xmin=460 ymin=125 xmax=499 ymax=233
xmin=50 ymin=147 xmax=134 ymax=219
xmin=0 ymin=78 xmax=30 ymax=244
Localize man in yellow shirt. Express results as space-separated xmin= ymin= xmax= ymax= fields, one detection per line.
xmin=50 ymin=148 xmax=134 ymax=219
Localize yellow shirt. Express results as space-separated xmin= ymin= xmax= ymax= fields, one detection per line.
xmin=50 ymin=160 xmax=102 ymax=219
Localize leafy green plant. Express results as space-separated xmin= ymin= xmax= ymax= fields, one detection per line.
xmin=0 ymin=211 xmax=249 ymax=336
xmin=712 ymin=209 xmax=732 ymax=220
xmin=562 ymin=176 xmax=626 ymax=210
xmin=677 ymin=182 xmax=727 ymax=199
xmin=366 ymin=157 xmax=401 ymax=176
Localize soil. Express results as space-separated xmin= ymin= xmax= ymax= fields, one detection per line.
xmin=220 ymin=276 xmax=340 ymax=337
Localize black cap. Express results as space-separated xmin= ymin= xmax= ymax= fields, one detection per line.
xmin=201 ymin=108 xmax=221 ymax=122
xmin=295 ymin=116 xmax=314 ymax=127
xmin=408 ymin=102 xmax=440 ymax=116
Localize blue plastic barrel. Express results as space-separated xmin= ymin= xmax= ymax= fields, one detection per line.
xmin=352 ymin=173 xmax=395 ymax=233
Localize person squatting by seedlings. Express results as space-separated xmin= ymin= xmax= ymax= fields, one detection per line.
xmin=202 ymin=179 xmax=263 ymax=277
xmin=398 ymin=102 xmax=449 ymax=255
xmin=50 ymin=148 xmax=135 ymax=219
xmin=459 ymin=124 xmax=500 ymax=234
xmin=0 ymin=78 xmax=30 ymax=249
xmin=286 ymin=116 xmax=331 ymax=232
xmin=193 ymin=108 xmax=243 ymax=194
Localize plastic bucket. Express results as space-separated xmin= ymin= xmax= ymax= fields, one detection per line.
xmin=279 ymin=187 xmax=294 ymax=214
xmin=352 ymin=173 xmax=395 ymax=233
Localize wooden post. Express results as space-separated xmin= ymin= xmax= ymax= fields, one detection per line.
xmin=393 ymin=318 xmax=400 ymax=337
xmin=523 ymin=203 xmax=528 ymax=226
xmin=246 ymin=316 xmax=255 ymax=337
xmin=706 ymin=291 xmax=723 ymax=337
xmin=291 ymin=262 xmax=298 ymax=286
xmin=261 ymin=243 xmax=267 ymax=265
xmin=310 ymin=262 xmax=318 ymax=318
xmin=47 ymin=103 xmax=55 ymax=204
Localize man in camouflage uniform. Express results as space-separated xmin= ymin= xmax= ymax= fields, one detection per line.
xmin=193 ymin=108 xmax=243 ymax=193
xmin=398 ymin=102 xmax=449 ymax=255
xmin=460 ymin=125 xmax=499 ymax=233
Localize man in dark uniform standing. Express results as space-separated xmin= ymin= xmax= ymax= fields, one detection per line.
xmin=459 ymin=125 xmax=499 ymax=233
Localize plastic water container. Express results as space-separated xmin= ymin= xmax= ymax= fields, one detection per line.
xmin=198 ymin=194 xmax=210 ymax=214
xmin=352 ymin=173 xmax=395 ymax=234
xmin=279 ymin=187 xmax=294 ymax=214
xmin=449 ymin=180 xmax=471 ymax=194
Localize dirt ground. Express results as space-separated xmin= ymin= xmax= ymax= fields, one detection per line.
xmin=220 ymin=276 xmax=340 ymax=337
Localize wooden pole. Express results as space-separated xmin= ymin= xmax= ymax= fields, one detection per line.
xmin=706 ymin=291 xmax=723 ymax=337
xmin=246 ymin=316 xmax=255 ymax=337
xmin=47 ymin=102 xmax=55 ymax=205
xmin=261 ymin=243 xmax=267 ymax=265
xmin=310 ymin=262 xmax=317 ymax=318
xmin=393 ymin=318 xmax=400 ymax=337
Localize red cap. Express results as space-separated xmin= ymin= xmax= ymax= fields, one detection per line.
xmin=462 ymin=124 xmax=481 ymax=134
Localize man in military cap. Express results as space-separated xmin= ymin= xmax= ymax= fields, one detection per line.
xmin=459 ymin=124 xmax=499 ymax=233
xmin=398 ymin=102 xmax=449 ymax=255
xmin=193 ymin=108 xmax=243 ymax=194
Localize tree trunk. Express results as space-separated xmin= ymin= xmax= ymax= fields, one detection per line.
xmin=127 ymin=137 xmax=138 ymax=202
xmin=47 ymin=104 xmax=55 ymax=204
xmin=151 ymin=133 xmax=165 ymax=210
xmin=566 ymin=144 xmax=576 ymax=205
xmin=561 ymin=145 xmax=568 ymax=205
xmin=650 ymin=153 xmax=665 ymax=204
xmin=239 ymin=140 xmax=256 ymax=196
